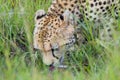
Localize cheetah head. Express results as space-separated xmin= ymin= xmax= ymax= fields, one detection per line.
xmin=33 ymin=9 xmax=75 ymax=67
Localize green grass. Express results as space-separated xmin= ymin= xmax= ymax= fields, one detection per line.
xmin=0 ymin=0 xmax=120 ymax=80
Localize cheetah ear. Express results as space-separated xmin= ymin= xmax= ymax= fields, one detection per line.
xmin=35 ymin=9 xmax=46 ymax=21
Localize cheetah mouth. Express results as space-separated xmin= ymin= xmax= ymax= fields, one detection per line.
xmin=49 ymin=64 xmax=55 ymax=71
xmin=49 ymin=64 xmax=68 ymax=71
xmin=49 ymin=56 xmax=68 ymax=71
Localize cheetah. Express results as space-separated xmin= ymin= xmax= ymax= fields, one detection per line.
xmin=33 ymin=0 xmax=120 ymax=67
xmin=34 ymin=10 xmax=76 ymax=67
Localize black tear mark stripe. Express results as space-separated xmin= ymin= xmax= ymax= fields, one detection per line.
xmin=51 ymin=48 xmax=59 ymax=59
xmin=50 ymin=44 xmax=59 ymax=59
xmin=36 ymin=14 xmax=46 ymax=20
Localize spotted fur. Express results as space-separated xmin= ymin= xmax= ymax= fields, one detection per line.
xmin=33 ymin=0 xmax=120 ymax=66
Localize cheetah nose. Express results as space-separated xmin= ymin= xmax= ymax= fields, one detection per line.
xmin=49 ymin=62 xmax=55 ymax=71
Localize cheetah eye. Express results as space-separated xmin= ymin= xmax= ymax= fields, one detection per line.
xmin=59 ymin=15 xmax=64 ymax=20
xmin=51 ymin=43 xmax=59 ymax=52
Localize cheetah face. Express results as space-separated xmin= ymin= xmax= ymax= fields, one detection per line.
xmin=33 ymin=10 xmax=75 ymax=67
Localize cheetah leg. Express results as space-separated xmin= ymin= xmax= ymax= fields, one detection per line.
xmin=99 ymin=18 xmax=117 ymax=42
